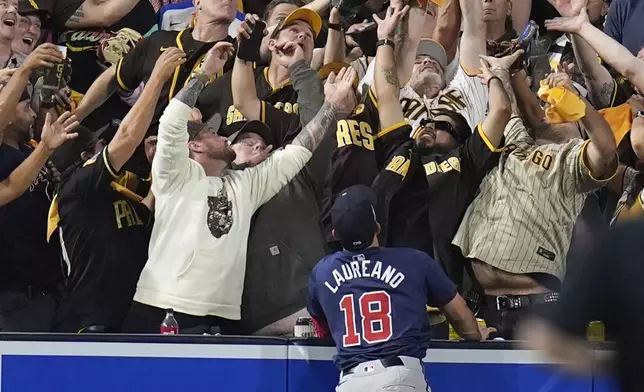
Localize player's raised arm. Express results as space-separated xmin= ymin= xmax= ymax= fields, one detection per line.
xmin=459 ymin=0 xmax=487 ymax=75
xmin=373 ymin=5 xmax=410 ymax=130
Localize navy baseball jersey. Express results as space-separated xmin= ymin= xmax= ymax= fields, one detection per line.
xmin=307 ymin=247 xmax=457 ymax=370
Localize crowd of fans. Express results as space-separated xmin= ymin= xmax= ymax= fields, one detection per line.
xmin=0 ymin=0 xmax=641 ymax=340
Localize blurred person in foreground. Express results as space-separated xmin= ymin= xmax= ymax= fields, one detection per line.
xmin=122 ymin=42 xmax=358 ymax=334
xmin=518 ymin=219 xmax=644 ymax=392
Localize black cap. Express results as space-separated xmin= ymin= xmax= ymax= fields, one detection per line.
xmin=17 ymin=0 xmax=52 ymax=20
xmin=226 ymin=120 xmax=275 ymax=147
xmin=431 ymin=109 xmax=471 ymax=144
xmin=331 ymin=185 xmax=378 ymax=251
xmin=188 ymin=113 xmax=223 ymax=141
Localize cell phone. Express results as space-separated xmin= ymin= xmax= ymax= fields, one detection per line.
xmin=348 ymin=23 xmax=378 ymax=57
xmin=57 ymin=45 xmax=68 ymax=59
xmin=237 ymin=20 xmax=266 ymax=63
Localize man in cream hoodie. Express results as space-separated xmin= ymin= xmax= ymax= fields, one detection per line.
xmin=122 ymin=41 xmax=358 ymax=334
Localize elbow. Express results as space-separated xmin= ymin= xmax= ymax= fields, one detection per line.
xmin=622 ymin=59 xmax=641 ymax=83
xmin=491 ymin=102 xmax=512 ymax=124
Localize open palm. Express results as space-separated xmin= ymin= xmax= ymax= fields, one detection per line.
xmin=547 ymin=0 xmax=588 ymax=17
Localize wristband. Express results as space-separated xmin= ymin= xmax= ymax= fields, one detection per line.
xmin=327 ymin=23 xmax=342 ymax=31
xmin=376 ymin=39 xmax=395 ymax=50
xmin=487 ymin=76 xmax=502 ymax=87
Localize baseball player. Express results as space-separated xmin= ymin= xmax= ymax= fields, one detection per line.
xmin=307 ymin=185 xmax=494 ymax=392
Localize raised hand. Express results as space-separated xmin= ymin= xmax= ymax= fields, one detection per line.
xmin=237 ymin=13 xmax=266 ymax=40
xmin=151 ymin=47 xmax=187 ymax=81
xmin=0 ymin=68 xmax=15 ymax=84
xmin=479 ymin=50 xmax=525 ymax=74
xmin=273 ymin=41 xmax=306 ymax=68
xmin=373 ymin=5 xmax=410 ymax=40
xmin=22 ymin=43 xmax=64 ymax=71
xmin=324 ymin=67 xmax=358 ymax=114
xmin=201 ymin=41 xmax=235 ymax=77
xmin=544 ymin=6 xmax=590 ymax=34
xmin=234 ymin=144 xmax=274 ymax=167
xmin=546 ymin=0 xmax=588 ymax=17
xmin=544 ymin=70 xmax=578 ymax=93
xmin=41 ymin=111 xmax=80 ymax=150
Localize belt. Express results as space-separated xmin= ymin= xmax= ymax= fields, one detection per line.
xmin=343 ymin=356 xmax=404 ymax=375
xmin=485 ymin=292 xmax=559 ymax=311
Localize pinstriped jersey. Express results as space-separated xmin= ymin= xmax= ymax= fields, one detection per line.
xmin=359 ymin=63 xmax=489 ymax=132
xmin=452 ymin=118 xmax=614 ymax=280
xmin=612 ymin=167 xmax=644 ymax=225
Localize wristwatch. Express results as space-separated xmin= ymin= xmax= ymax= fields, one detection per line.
xmin=376 ymin=39 xmax=395 ymax=50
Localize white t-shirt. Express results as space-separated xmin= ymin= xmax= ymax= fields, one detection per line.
xmin=358 ymin=60 xmax=489 ymax=132
xmin=134 ymin=99 xmax=312 ymax=320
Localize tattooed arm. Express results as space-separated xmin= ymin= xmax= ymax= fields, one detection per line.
xmin=571 ymin=35 xmax=615 ymax=109
xmin=374 ymin=37 xmax=405 ymax=131
xmin=291 ymin=101 xmax=353 ymax=152
xmin=65 ymin=0 xmax=140 ymax=29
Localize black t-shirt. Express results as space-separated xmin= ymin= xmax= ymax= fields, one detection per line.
xmin=54 ymin=147 xmax=152 ymax=332
xmin=320 ymin=89 xmax=385 ymax=242
xmin=374 ymin=123 xmax=503 ymax=281
xmin=546 ymin=220 xmax=644 ymax=392
xmin=54 ymin=0 xmax=157 ymax=132
xmin=197 ymin=65 xmax=301 ymax=146
xmin=0 ymin=143 xmax=63 ymax=288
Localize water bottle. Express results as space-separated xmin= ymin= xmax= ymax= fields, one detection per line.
xmin=160 ymin=308 xmax=179 ymax=335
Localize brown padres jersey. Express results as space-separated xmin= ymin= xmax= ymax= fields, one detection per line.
xmin=452 ymin=117 xmax=616 ymax=280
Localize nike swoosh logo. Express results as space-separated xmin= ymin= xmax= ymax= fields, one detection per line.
xmin=170 ymin=21 xmax=182 ymax=26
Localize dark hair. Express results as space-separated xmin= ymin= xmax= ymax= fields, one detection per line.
xmin=262 ymin=0 xmax=305 ymax=21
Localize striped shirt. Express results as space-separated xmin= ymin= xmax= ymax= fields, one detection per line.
xmin=452 ymin=118 xmax=612 ymax=280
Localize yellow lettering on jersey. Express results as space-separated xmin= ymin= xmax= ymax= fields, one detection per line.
xmin=351 ymin=104 xmax=365 ymax=116
xmin=386 ymin=155 xmax=410 ymax=177
xmin=114 ymin=200 xmax=143 ymax=229
xmin=424 ymin=157 xmax=462 ymax=175
xmin=336 ymin=119 xmax=374 ymax=151
xmin=274 ymin=101 xmax=299 ymax=114
xmin=226 ymin=105 xmax=246 ymax=125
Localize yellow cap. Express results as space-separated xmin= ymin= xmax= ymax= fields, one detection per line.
xmin=273 ymin=8 xmax=323 ymax=38
xmin=318 ymin=62 xmax=358 ymax=88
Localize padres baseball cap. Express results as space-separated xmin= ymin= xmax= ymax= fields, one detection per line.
xmin=226 ymin=120 xmax=276 ymax=147
xmin=331 ymin=185 xmax=378 ymax=252
xmin=417 ymin=39 xmax=448 ymax=70
xmin=271 ymin=8 xmax=323 ymax=39
xmin=318 ymin=62 xmax=358 ymax=89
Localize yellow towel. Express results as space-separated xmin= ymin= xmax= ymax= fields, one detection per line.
xmin=599 ymin=103 xmax=633 ymax=145
xmin=538 ymin=80 xmax=586 ymax=124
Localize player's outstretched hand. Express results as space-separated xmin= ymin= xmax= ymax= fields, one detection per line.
xmin=373 ymin=4 xmax=409 ymax=40
xmin=324 ymin=67 xmax=358 ymax=114
xmin=201 ymin=41 xmax=235 ymax=77
xmin=479 ymin=325 xmax=497 ymax=340
xmin=41 ymin=111 xmax=80 ymax=151
xmin=151 ymin=47 xmax=186 ymax=81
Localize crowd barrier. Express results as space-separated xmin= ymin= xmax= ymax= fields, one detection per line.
xmin=0 ymin=334 xmax=619 ymax=391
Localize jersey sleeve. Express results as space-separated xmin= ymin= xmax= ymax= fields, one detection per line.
xmin=68 ymin=146 xmax=121 ymax=196
xmin=52 ymin=0 xmax=83 ymax=28
xmin=462 ymin=123 xmax=505 ymax=179
xmin=563 ymin=140 xmax=618 ymax=196
xmin=240 ymin=144 xmax=312 ymax=210
xmin=423 ymin=253 xmax=458 ymax=308
xmin=504 ymin=116 xmax=534 ymax=145
xmin=260 ymin=101 xmax=302 ymax=146
xmin=115 ymin=36 xmax=152 ymax=92
xmin=357 ymin=60 xmax=375 ymax=97
xmin=447 ymin=65 xmax=489 ymax=129
xmin=375 ymin=121 xmax=413 ymax=165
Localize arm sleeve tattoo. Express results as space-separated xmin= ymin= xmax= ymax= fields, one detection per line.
xmin=174 ymin=78 xmax=207 ymax=108
xmin=68 ymin=4 xmax=85 ymax=23
xmin=292 ymin=101 xmax=351 ymax=152
xmin=383 ymin=66 xmax=399 ymax=88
